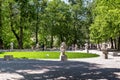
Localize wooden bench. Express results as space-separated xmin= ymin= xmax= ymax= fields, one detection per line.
xmin=4 ymin=55 xmax=13 ymax=61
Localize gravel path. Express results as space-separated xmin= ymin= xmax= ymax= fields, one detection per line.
xmin=0 ymin=50 xmax=120 ymax=80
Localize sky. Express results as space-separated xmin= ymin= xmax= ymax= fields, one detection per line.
xmin=63 ymin=0 xmax=69 ymax=4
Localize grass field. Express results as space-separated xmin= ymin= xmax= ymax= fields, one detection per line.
xmin=0 ymin=51 xmax=99 ymax=59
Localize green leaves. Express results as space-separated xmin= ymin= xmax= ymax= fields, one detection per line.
xmin=0 ymin=0 xmax=103 ymax=48
xmin=90 ymin=0 xmax=120 ymax=44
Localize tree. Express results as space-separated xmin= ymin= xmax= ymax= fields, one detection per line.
xmin=0 ymin=0 xmax=3 ymax=48
xmin=90 ymin=0 xmax=120 ymax=49
xmin=8 ymin=0 xmax=31 ymax=49
xmin=68 ymin=0 xmax=86 ymax=46
xmin=42 ymin=0 xmax=72 ymax=47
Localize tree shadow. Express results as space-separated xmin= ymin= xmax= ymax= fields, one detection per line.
xmin=0 ymin=52 xmax=5 ymax=54
xmin=0 ymin=59 xmax=120 ymax=80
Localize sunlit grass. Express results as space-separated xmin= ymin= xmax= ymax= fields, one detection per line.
xmin=0 ymin=51 xmax=99 ymax=59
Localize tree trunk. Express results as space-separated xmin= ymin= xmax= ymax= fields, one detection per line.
xmin=35 ymin=25 xmax=38 ymax=45
xmin=19 ymin=26 xmax=23 ymax=49
xmin=50 ymin=35 xmax=53 ymax=48
xmin=118 ymin=37 xmax=120 ymax=50
xmin=19 ymin=2 xmax=25 ymax=49
xmin=60 ymin=34 xmax=64 ymax=43
xmin=97 ymin=43 xmax=101 ymax=50
xmin=110 ymin=38 xmax=114 ymax=49
xmin=35 ymin=1 xmax=39 ymax=45
xmin=114 ymin=39 xmax=117 ymax=49
xmin=0 ymin=1 xmax=3 ymax=49
xmin=35 ymin=17 xmax=38 ymax=45
xmin=0 ymin=38 xmax=3 ymax=49
xmin=73 ymin=27 xmax=77 ymax=46
xmin=9 ymin=3 xmax=22 ymax=49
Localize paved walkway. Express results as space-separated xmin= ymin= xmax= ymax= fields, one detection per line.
xmin=0 ymin=50 xmax=120 ymax=80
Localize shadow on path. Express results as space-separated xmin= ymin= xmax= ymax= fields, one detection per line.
xmin=0 ymin=59 xmax=120 ymax=80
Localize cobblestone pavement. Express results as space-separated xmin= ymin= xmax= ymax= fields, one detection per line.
xmin=0 ymin=50 xmax=120 ymax=80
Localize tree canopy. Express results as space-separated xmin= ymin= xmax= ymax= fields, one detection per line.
xmin=0 ymin=0 xmax=119 ymax=49
xmin=90 ymin=0 xmax=120 ymax=49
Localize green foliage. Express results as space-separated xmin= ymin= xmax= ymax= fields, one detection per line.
xmin=90 ymin=0 xmax=120 ymax=43
xmin=0 ymin=0 xmax=91 ymax=49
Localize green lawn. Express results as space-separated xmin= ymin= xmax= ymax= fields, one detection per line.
xmin=0 ymin=51 xmax=99 ymax=59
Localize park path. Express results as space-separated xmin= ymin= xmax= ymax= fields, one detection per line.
xmin=70 ymin=50 xmax=120 ymax=68
xmin=0 ymin=50 xmax=120 ymax=80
